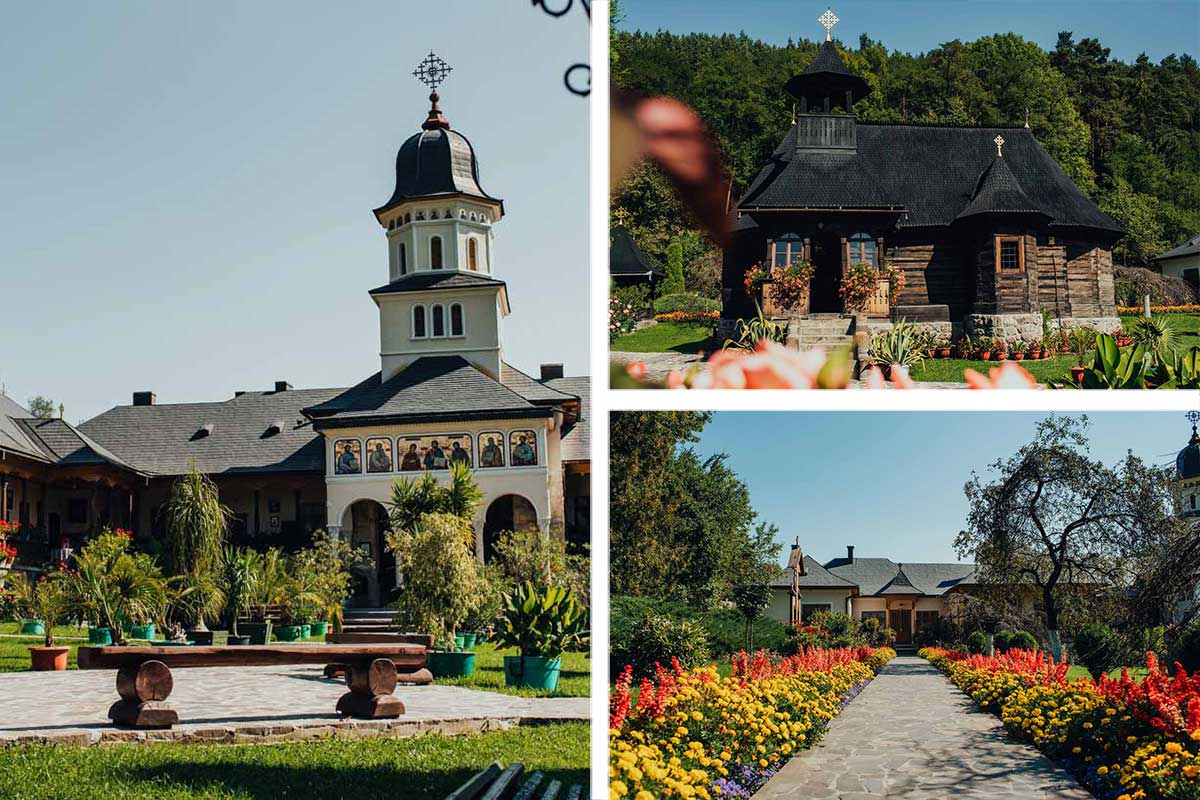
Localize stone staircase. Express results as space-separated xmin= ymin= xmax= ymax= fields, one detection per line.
xmin=330 ymin=607 xmax=414 ymax=643
xmin=785 ymin=315 xmax=856 ymax=351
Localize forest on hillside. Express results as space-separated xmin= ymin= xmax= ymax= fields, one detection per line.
xmin=611 ymin=12 xmax=1200 ymax=294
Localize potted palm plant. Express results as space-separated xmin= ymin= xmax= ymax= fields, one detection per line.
xmin=1069 ymin=327 xmax=1095 ymax=386
xmin=493 ymin=581 xmax=588 ymax=691
xmin=9 ymin=572 xmax=71 ymax=670
xmin=61 ymin=530 xmax=164 ymax=646
xmin=221 ymin=547 xmax=258 ymax=645
xmin=162 ymin=465 xmax=230 ymax=642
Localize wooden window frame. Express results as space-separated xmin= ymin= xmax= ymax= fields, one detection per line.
xmin=994 ymin=235 xmax=1025 ymax=273
xmin=848 ymin=233 xmax=877 ymax=268
xmin=771 ymin=234 xmax=804 ymax=267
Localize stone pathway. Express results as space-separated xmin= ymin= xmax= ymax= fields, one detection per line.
xmin=0 ymin=664 xmax=587 ymax=746
xmin=754 ymin=656 xmax=1091 ymax=799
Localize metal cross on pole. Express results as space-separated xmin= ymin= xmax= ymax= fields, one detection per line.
xmin=818 ymin=8 xmax=839 ymax=42
xmin=994 ymin=135 xmax=1005 ymax=157
xmin=413 ymin=51 xmax=452 ymax=92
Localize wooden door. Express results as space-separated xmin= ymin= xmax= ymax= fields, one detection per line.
xmin=809 ymin=234 xmax=842 ymax=313
xmin=891 ymin=609 xmax=912 ymax=644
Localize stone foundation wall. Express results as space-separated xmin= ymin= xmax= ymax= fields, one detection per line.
xmin=964 ymin=313 xmax=1044 ymax=341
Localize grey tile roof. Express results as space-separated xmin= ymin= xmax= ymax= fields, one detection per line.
xmin=740 ymin=124 xmax=1122 ymax=235
xmin=501 ymin=363 xmax=579 ymax=404
xmin=16 ymin=418 xmax=140 ymax=472
xmin=877 ymin=565 xmax=924 ymax=595
xmin=823 ymin=556 xmax=976 ymax=596
xmin=771 ymin=555 xmax=857 ymax=589
xmin=0 ymin=396 xmax=51 ymax=462
xmin=1154 ymin=233 xmax=1200 ymax=262
xmin=0 ymin=395 xmax=31 ymax=419
xmin=80 ymin=387 xmax=340 ymax=476
xmin=610 ymin=226 xmax=664 ymax=277
xmin=303 ymin=357 xmax=550 ymax=428
xmin=956 ymin=156 xmax=1048 ymax=221
xmin=543 ymin=376 xmax=589 ymax=462
xmin=368 ymin=271 xmax=506 ymax=296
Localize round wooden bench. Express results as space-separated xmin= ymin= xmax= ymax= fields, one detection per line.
xmin=77 ymin=644 xmax=431 ymax=729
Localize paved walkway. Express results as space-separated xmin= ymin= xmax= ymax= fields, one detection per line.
xmin=0 ymin=664 xmax=587 ymax=746
xmin=755 ymin=656 xmax=1091 ymax=800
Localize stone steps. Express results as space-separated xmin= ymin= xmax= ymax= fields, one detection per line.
xmin=786 ymin=316 xmax=855 ymax=351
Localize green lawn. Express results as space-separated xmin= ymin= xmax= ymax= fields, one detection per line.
xmin=436 ymin=642 xmax=589 ymax=698
xmin=0 ymin=722 xmax=588 ymax=800
xmin=1066 ymin=664 xmax=1150 ymax=683
xmin=1121 ymin=312 xmax=1200 ymax=350
xmin=910 ymin=354 xmax=1076 ymax=383
xmin=611 ymin=321 xmax=715 ymax=354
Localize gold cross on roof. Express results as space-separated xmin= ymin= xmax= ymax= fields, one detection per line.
xmin=994 ymin=134 xmax=1005 ymax=157
xmin=818 ymin=8 xmax=839 ymax=41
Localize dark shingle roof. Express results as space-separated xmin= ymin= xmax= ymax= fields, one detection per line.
xmin=772 ymin=555 xmax=858 ymax=589
xmin=0 ymin=397 xmax=49 ymax=462
xmin=783 ymin=41 xmax=870 ymax=104
xmin=740 ymin=124 xmax=1121 ymax=235
xmin=543 ymin=376 xmax=589 ymax=462
xmin=500 ymin=364 xmax=579 ymax=404
xmin=610 ymin=226 xmax=664 ymax=277
xmin=1177 ymin=427 xmax=1200 ymax=480
xmin=16 ymin=418 xmax=140 ymax=472
xmin=1154 ymin=233 xmax=1200 ymax=263
xmin=374 ymin=125 xmax=502 ymax=218
xmin=877 ymin=565 xmax=923 ymax=595
xmin=955 ymin=156 xmax=1049 ymax=221
xmin=823 ymin=556 xmax=976 ymax=596
xmin=80 ymin=388 xmax=340 ymax=476
xmin=302 ymin=357 xmax=549 ymax=428
xmin=369 ymin=272 xmax=506 ymax=296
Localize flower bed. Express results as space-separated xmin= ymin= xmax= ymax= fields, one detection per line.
xmin=609 ymin=646 xmax=895 ymax=799
xmin=654 ymin=311 xmax=720 ymax=325
xmin=921 ymin=647 xmax=1200 ymax=800
xmin=1118 ymin=305 xmax=1200 ymax=314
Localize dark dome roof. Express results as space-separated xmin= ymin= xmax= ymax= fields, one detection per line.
xmin=955 ymin=155 xmax=1050 ymax=222
xmin=1178 ymin=427 xmax=1200 ymax=479
xmin=784 ymin=41 xmax=870 ymax=107
xmin=373 ymin=101 xmax=502 ymax=219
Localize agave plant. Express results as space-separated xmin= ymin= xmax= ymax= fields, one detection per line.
xmin=870 ymin=317 xmax=926 ymax=369
xmin=492 ymin=581 xmax=589 ymax=661
xmin=723 ymin=300 xmax=786 ymax=352
xmin=1128 ymin=314 xmax=1178 ymax=365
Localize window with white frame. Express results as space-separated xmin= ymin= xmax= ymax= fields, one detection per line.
xmin=431 ymin=236 xmax=443 ymax=269
xmin=431 ymin=304 xmax=445 ymax=337
xmin=468 ymin=239 xmax=478 ymax=271
xmin=412 ymin=305 xmax=427 ymax=338
xmin=399 ymin=243 xmax=407 ymax=275
xmin=450 ymin=303 xmax=464 ymax=336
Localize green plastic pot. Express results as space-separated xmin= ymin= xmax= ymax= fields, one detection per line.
xmin=426 ymin=650 xmax=475 ymax=678
xmin=130 ymin=623 xmax=156 ymax=640
xmin=186 ymin=630 xmax=228 ymax=647
xmin=299 ymin=624 xmax=312 ymax=639
xmin=274 ymin=624 xmax=304 ymax=642
xmin=460 ymin=633 xmax=477 ymax=650
xmin=454 ymin=633 xmax=466 ymax=650
xmin=240 ymin=621 xmax=272 ymax=645
xmin=19 ymin=619 xmax=45 ymax=636
xmin=503 ymin=655 xmax=561 ymax=690
xmin=308 ymin=621 xmax=328 ymax=638
xmin=88 ymin=627 xmax=113 ymax=646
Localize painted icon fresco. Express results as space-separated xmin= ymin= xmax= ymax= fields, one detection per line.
xmin=366 ymin=437 xmax=393 ymax=473
xmin=509 ymin=430 xmax=537 ymax=466
xmin=333 ymin=439 xmax=362 ymax=474
xmin=397 ymin=434 xmax=473 ymax=471
xmin=478 ymin=431 xmax=505 ymax=468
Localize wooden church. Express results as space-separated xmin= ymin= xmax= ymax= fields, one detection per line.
xmin=721 ymin=9 xmax=1124 ymax=343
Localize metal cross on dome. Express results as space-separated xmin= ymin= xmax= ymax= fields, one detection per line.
xmin=818 ymin=8 xmax=839 ymax=42
xmin=994 ymin=134 xmax=1006 ymax=157
xmin=413 ymin=51 xmax=452 ymax=92
xmin=1187 ymin=410 xmax=1200 ymax=430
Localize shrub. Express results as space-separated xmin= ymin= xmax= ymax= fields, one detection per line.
xmin=1114 ymin=265 xmax=1197 ymax=307
xmin=612 ymin=283 xmax=651 ymax=317
xmin=610 ymin=595 xmax=790 ymax=662
xmin=609 ymin=294 xmax=640 ymax=343
xmin=653 ymin=292 xmax=722 ymax=316
xmin=993 ymin=630 xmax=1013 ymax=652
xmin=1168 ymin=618 xmax=1200 ymax=672
xmin=616 ymin=611 xmax=711 ymax=678
xmin=386 ymin=513 xmax=484 ymax=647
xmin=1007 ymin=630 xmax=1038 ymax=652
xmin=1073 ymin=622 xmax=1122 ymax=679
xmin=662 ymin=239 xmax=685 ymax=295
xmin=965 ymin=630 xmax=990 ymax=654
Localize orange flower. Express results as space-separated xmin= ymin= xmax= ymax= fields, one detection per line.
xmin=963 ymin=362 xmax=1038 ymax=390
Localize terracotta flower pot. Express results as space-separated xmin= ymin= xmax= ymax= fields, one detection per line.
xmin=937 ymin=347 xmax=951 ymax=359
xmin=1070 ymin=366 xmax=1086 ymax=386
xmin=30 ymin=646 xmax=69 ymax=671
xmin=979 ymin=351 xmax=992 ymax=361
xmin=1012 ymin=353 xmax=1024 ymax=361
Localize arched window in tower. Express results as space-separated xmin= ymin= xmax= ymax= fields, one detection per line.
xmin=399 ymin=243 xmax=407 ymax=275
xmin=412 ymin=305 xmax=426 ymax=338
xmin=773 ymin=233 xmax=803 ymax=267
xmin=404 ymin=213 xmax=411 ymax=224
xmin=468 ymin=239 xmax=479 ymax=271
xmin=849 ymin=233 xmax=877 ymax=268
xmin=430 ymin=236 xmax=443 ymax=269
xmin=431 ymin=304 xmax=446 ymax=337
xmin=430 ymin=210 xmax=439 ymax=220
xmin=450 ymin=303 xmax=464 ymax=336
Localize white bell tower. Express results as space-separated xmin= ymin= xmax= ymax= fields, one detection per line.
xmin=368 ymin=52 xmax=508 ymax=382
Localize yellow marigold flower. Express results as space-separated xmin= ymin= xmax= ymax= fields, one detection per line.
xmin=1164 ymin=742 xmax=1182 ymax=754
xmin=1097 ymin=766 xmax=1108 ymax=776
xmin=611 ymin=781 xmax=629 ymax=798
xmin=636 ymin=792 xmax=655 ymax=800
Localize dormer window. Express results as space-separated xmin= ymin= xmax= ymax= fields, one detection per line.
xmin=413 ymin=305 xmax=427 ymax=338
xmin=399 ymin=243 xmax=407 ymax=275
xmin=265 ymin=420 xmax=285 ymax=437
xmin=468 ymin=239 xmax=479 ymax=271
xmin=432 ymin=304 xmax=446 ymax=337
xmin=431 ymin=236 xmax=443 ymax=269
xmin=192 ymin=423 xmax=214 ymax=440
xmin=450 ymin=303 xmax=464 ymax=336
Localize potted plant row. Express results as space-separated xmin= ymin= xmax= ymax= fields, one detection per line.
xmin=492 ymin=581 xmax=588 ymax=691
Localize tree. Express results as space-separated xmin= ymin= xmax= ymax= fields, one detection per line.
xmin=661 ymin=238 xmax=685 ymax=295
xmin=25 ymin=396 xmax=54 ymax=419
xmin=387 ymin=513 xmax=484 ymax=646
xmin=731 ymin=580 xmax=773 ymax=651
xmin=161 ymin=465 xmax=230 ymax=629
xmin=955 ymin=415 xmax=1180 ymax=661
xmin=387 ymin=460 xmax=484 ymax=550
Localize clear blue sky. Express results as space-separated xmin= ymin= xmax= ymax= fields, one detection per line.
xmin=0 ymin=2 xmax=589 ymax=423
xmin=689 ymin=412 xmax=1194 ymax=568
xmin=617 ymin=0 xmax=1199 ymax=63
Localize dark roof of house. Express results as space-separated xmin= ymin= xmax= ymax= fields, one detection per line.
xmin=783 ymin=41 xmax=870 ymax=104
xmin=369 ymin=272 xmax=506 ymax=296
xmin=302 ymin=357 xmax=550 ymax=428
xmin=822 ymin=556 xmax=976 ymax=596
xmin=877 ymin=565 xmax=924 ymax=595
xmin=374 ymin=123 xmax=501 ymax=217
xmin=0 ymin=397 xmax=48 ymax=462
xmin=500 ymin=364 xmax=580 ymax=405
xmin=544 ymin=376 xmax=589 ymax=462
xmin=772 ymin=555 xmax=858 ymax=589
xmin=739 ymin=123 xmax=1122 ymax=235
xmin=80 ymin=387 xmax=341 ymax=476
xmin=15 ymin=418 xmax=140 ymax=472
xmin=1178 ymin=427 xmax=1200 ymax=480
xmin=610 ymin=226 xmax=664 ymax=277
xmin=1154 ymin=233 xmax=1200 ymax=263
xmin=956 ymin=156 xmax=1049 ymax=221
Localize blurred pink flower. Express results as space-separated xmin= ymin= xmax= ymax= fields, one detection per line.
xmin=963 ymin=362 xmax=1038 ymax=389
